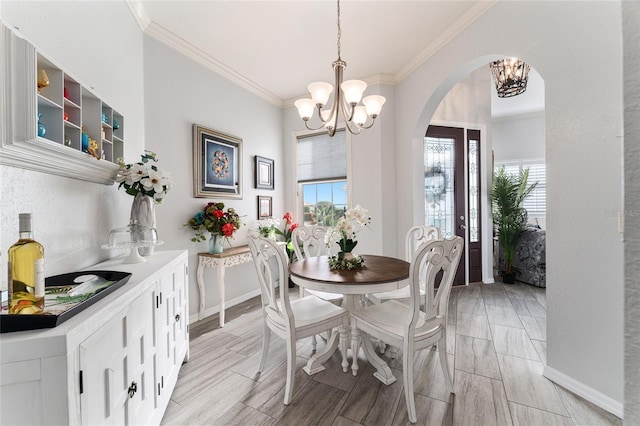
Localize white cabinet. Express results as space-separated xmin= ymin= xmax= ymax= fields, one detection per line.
xmin=1 ymin=21 xmax=123 ymax=184
xmin=0 ymin=250 xmax=189 ymax=425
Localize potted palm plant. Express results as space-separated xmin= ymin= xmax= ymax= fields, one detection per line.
xmin=491 ymin=167 xmax=538 ymax=284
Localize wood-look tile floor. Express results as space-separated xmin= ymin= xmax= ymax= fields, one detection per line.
xmin=162 ymin=282 xmax=622 ymax=425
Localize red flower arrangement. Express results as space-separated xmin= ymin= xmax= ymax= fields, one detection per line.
xmin=186 ymin=202 xmax=242 ymax=242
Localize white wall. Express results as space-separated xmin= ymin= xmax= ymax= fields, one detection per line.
xmin=493 ymin=113 xmax=545 ymax=162
xmin=143 ymin=36 xmax=284 ymax=320
xmin=395 ymin=0 xmax=623 ymax=415
xmin=0 ymin=1 xmax=144 ymax=279
xmin=623 ymin=1 xmax=640 ymax=422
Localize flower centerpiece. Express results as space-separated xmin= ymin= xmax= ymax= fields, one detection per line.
xmin=186 ymin=202 xmax=242 ymax=254
xmin=325 ymin=205 xmax=371 ymax=270
xmin=258 ymin=212 xmax=298 ymax=263
xmin=116 ymin=151 xmax=172 ymax=256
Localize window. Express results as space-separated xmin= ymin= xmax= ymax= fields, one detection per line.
xmin=494 ymin=159 xmax=546 ymax=216
xmin=296 ymin=130 xmax=348 ymax=226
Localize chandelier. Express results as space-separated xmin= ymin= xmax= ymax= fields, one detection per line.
xmin=489 ymin=58 xmax=531 ymax=98
xmin=294 ymin=0 xmax=386 ymax=136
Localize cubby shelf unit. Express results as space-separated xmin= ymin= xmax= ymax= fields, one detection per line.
xmin=1 ymin=23 xmax=124 ymax=185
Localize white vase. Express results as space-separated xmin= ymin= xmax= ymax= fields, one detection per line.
xmin=130 ymin=192 xmax=156 ymax=256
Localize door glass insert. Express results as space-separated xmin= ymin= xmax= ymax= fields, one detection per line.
xmin=424 ymin=137 xmax=455 ymax=237
xmin=468 ymin=139 xmax=479 ymax=243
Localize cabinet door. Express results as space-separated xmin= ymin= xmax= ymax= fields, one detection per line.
xmin=79 ymin=309 xmax=128 ymax=425
xmin=157 ymin=262 xmax=189 ymax=407
xmin=126 ymin=285 xmax=158 ymax=425
xmin=79 ymin=286 xmax=157 ymax=425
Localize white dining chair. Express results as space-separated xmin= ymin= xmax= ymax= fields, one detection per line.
xmin=248 ymin=234 xmax=349 ymax=405
xmin=291 ymin=225 xmax=344 ymax=351
xmin=350 ymin=236 xmax=463 ymax=424
xmin=367 ymin=225 xmax=441 ymax=356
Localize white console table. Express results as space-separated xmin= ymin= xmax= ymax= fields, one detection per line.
xmin=197 ymin=246 xmax=253 ymax=326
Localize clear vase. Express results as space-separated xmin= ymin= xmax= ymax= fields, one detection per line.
xmin=209 ymin=233 xmax=224 ymax=254
xmin=130 ymin=192 xmax=156 ymax=256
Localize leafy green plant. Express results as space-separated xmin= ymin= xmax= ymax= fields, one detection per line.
xmin=491 ymin=167 xmax=538 ymax=275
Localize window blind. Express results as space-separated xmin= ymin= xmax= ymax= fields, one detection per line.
xmin=495 ymin=159 xmax=546 ymax=216
xmin=297 ymin=130 xmax=347 ymax=182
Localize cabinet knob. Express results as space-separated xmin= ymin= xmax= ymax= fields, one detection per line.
xmin=175 ymin=314 xmax=180 ymax=323
xmin=128 ymin=381 xmax=138 ymax=398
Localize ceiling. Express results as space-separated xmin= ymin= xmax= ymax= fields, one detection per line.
xmin=129 ymin=0 xmax=543 ymax=115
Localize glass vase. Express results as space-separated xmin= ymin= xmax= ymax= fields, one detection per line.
xmin=37 ymin=113 xmax=46 ymax=138
xmin=209 ymin=233 xmax=224 ymax=254
xmin=130 ymin=192 xmax=156 ymax=256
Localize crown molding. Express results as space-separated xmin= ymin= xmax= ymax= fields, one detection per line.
xmin=125 ymin=0 xmax=150 ymax=31
xmin=144 ymin=21 xmax=283 ymax=108
xmin=125 ymin=1 xmax=282 ymax=107
xmin=395 ymin=0 xmax=496 ymax=82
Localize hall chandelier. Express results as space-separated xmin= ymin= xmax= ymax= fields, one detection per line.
xmin=489 ymin=58 xmax=531 ymax=98
xmin=294 ymin=0 xmax=386 ymax=137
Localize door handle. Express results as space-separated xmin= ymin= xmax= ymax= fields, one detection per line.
xmin=459 ymin=224 xmax=467 ymax=230
xmin=128 ymin=381 xmax=137 ymax=398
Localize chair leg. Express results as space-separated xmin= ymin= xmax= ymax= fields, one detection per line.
xmin=438 ymin=335 xmax=454 ymax=394
xmin=283 ymin=336 xmax=297 ymax=405
xmin=403 ymin=341 xmax=417 ymax=423
xmin=258 ymin=320 xmax=271 ymax=374
xmin=339 ymin=323 xmax=349 ymax=373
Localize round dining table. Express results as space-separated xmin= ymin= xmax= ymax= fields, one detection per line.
xmin=289 ymin=254 xmax=409 ymax=385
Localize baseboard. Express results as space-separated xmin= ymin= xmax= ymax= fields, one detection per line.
xmin=543 ymin=365 xmax=624 ymax=419
xmin=189 ymin=289 xmax=262 ymax=324
xmin=483 ymin=278 xmax=495 ymax=284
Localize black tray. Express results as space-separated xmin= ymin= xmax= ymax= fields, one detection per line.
xmin=1 ymin=270 xmax=132 ymax=333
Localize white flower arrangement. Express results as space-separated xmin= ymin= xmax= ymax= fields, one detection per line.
xmin=325 ymin=205 xmax=371 ymax=270
xmin=116 ymin=151 xmax=172 ymax=203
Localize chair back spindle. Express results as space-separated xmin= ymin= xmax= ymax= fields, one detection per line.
xmin=292 ymin=225 xmax=329 ymax=260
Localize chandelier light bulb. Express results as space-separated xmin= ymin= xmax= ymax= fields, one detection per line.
xmin=362 ymin=95 xmax=386 ymax=117
xmin=353 ymin=106 xmax=368 ymax=126
xmin=341 ymin=80 xmax=367 ymax=105
xmin=294 ymin=98 xmax=316 ymax=120
xmin=308 ymin=82 xmax=333 ymax=106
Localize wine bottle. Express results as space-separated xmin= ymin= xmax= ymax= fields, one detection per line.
xmin=8 ymin=213 xmax=45 ymax=314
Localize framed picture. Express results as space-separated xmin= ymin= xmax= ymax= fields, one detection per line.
xmin=254 ymin=156 xmax=274 ymax=190
xmin=258 ymin=196 xmax=272 ymax=219
xmin=193 ymin=124 xmax=243 ymax=199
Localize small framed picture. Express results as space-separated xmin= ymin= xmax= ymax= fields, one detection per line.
xmin=258 ymin=196 xmax=272 ymax=219
xmin=193 ymin=124 xmax=243 ymax=199
xmin=254 ymin=156 xmax=274 ymax=190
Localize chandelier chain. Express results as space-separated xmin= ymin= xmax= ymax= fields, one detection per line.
xmin=336 ymin=0 xmax=341 ymax=58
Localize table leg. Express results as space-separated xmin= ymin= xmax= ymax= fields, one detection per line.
xmin=217 ymin=264 xmax=226 ymax=328
xmin=197 ymin=258 xmax=205 ymax=321
xmin=345 ymin=294 xmax=397 ymax=384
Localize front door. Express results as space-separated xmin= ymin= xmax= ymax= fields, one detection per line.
xmin=424 ymin=125 xmax=483 ymax=285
